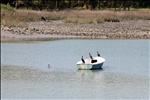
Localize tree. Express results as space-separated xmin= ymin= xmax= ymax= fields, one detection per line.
xmin=84 ymin=0 xmax=89 ymax=9
xmin=122 ymin=0 xmax=126 ymax=10
xmin=68 ymin=0 xmax=72 ymax=8
xmin=1 ymin=0 xmax=149 ymax=10
xmin=114 ymin=0 xmax=117 ymax=10
xmin=89 ymin=0 xmax=97 ymax=10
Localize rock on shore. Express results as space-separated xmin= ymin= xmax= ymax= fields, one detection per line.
xmin=1 ymin=20 xmax=150 ymax=39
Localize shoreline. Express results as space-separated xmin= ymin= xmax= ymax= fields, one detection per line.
xmin=1 ymin=20 xmax=150 ymax=41
xmin=1 ymin=30 xmax=107 ymax=42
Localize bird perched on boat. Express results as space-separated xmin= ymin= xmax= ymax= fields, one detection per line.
xmin=89 ymin=53 xmax=93 ymax=60
xmin=97 ymin=51 xmax=101 ymax=57
xmin=81 ymin=56 xmax=85 ymax=63
xmin=41 ymin=16 xmax=46 ymax=21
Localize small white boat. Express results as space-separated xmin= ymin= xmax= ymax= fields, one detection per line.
xmin=76 ymin=57 xmax=105 ymax=70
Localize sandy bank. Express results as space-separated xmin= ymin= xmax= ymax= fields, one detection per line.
xmin=1 ymin=20 xmax=150 ymax=40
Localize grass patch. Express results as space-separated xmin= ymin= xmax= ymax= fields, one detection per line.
xmin=1 ymin=4 xmax=150 ymax=27
xmin=1 ymin=4 xmax=15 ymax=12
xmin=65 ymin=17 xmax=78 ymax=23
xmin=63 ymin=10 xmax=150 ymax=23
xmin=2 ymin=19 xmax=27 ymax=27
xmin=96 ymin=18 xmax=104 ymax=23
xmin=65 ymin=17 xmax=94 ymax=24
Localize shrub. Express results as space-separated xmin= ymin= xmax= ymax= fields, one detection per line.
xmin=1 ymin=4 xmax=15 ymax=12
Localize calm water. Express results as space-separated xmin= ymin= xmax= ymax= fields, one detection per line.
xmin=1 ymin=39 xmax=150 ymax=99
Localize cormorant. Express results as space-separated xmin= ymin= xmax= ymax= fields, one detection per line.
xmin=81 ymin=56 xmax=85 ymax=63
xmin=97 ymin=51 xmax=101 ymax=57
xmin=41 ymin=16 xmax=46 ymax=21
xmin=89 ymin=53 xmax=93 ymax=60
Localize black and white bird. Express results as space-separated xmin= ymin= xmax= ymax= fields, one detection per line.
xmin=41 ymin=16 xmax=46 ymax=21
xmin=81 ymin=56 xmax=85 ymax=63
xmin=89 ymin=53 xmax=93 ymax=60
xmin=97 ymin=51 xmax=101 ymax=57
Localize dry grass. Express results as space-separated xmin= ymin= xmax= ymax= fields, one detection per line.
xmin=63 ymin=10 xmax=150 ymax=23
xmin=1 ymin=8 xmax=150 ymax=27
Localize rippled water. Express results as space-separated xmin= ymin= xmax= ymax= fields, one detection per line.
xmin=1 ymin=39 xmax=150 ymax=99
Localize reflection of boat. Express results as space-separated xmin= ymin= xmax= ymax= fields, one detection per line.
xmin=76 ymin=57 xmax=105 ymax=70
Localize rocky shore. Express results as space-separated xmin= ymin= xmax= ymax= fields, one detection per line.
xmin=1 ymin=20 xmax=150 ymax=40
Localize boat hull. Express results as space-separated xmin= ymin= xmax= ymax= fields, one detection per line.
xmin=76 ymin=57 xmax=105 ymax=70
xmin=77 ymin=62 xmax=104 ymax=70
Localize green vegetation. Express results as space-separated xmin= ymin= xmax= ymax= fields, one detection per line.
xmin=1 ymin=0 xmax=150 ymax=10
xmin=1 ymin=4 xmax=150 ymax=27
xmin=1 ymin=3 xmax=15 ymax=12
xmin=1 ymin=4 xmax=24 ymax=27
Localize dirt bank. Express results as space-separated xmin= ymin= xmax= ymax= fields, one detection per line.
xmin=1 ymin=20 xmax=150 ymax=40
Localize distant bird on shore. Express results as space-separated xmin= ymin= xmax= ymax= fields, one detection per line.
xmin=81 ymin=56 xmax=85 ymax=63
xmin=89 ymin=53 xmax=93 ymax=60
xmin=41 ymin=16 xmax=46 ymax=21
xmin=97 ymin=51 xmax=101 ymax=57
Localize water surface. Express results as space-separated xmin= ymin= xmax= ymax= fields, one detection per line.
xmin=1 ymin=39 xmax=149 ymax=99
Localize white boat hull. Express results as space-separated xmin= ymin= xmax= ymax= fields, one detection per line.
xmin=76 ymin=57 xmax=105 ymax=70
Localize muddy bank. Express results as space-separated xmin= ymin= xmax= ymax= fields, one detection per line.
xmin=1 ymin=20 xmax=150 ymax=40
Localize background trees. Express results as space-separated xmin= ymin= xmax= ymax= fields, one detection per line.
xmin=1 ymin=0 xmax=150 ymax=10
